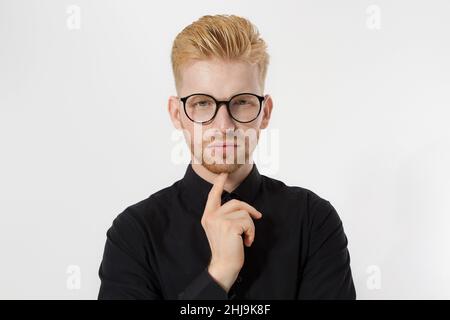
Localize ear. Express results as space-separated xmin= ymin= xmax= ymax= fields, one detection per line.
xmin=260 ymin=94 xmax=273 ymax=130
xmin=168 ymin=95 xmax=182 ymax=130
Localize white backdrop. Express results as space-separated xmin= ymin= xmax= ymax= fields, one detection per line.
xmin=1 ymin=0 xmax=449 ymax=299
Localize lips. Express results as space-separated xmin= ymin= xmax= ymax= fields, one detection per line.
xmin=207 ymin=142 xmax=238 ymax=148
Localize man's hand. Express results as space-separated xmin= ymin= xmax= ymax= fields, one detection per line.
xmin=201 ymin=172 xmax=263 ymax=293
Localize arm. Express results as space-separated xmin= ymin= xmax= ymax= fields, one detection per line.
xmin=177 ymin=267 xmax=230 ymax=299
xmin=297 ymin=200 xmax=356 ymax=299
xmin=98 ymin=210 xmax=162 ymax=299
xmin=98 ymin=207 xmax=231 ymax=300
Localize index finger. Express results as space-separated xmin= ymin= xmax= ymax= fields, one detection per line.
xmin=205 ymin=172 xmax=228 ymax=212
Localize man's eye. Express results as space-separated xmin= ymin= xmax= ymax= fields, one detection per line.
xmin=234 ymin=100 xmax=249 ymax=106
xmin=196 ymin=101 xmax=211 ymax=107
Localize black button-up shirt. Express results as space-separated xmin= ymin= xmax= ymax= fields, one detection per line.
xmin=98 ymin=163 xmax=356 ymax=299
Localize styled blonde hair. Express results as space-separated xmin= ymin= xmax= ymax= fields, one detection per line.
xmin=171 ymin=14 xmax=270 ymax=94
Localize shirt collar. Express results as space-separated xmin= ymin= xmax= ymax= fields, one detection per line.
xmin=180 ymin=162 xmax=262 ymax=215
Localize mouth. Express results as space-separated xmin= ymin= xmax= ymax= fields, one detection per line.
xmin=207 ymin=142 xmax=239 ymax=148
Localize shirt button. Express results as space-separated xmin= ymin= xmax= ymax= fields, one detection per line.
xmin=231 ymin=192 xmax=241 ymax=200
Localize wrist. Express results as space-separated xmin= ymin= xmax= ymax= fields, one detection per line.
xmin=207 ymin=262 xmax=238 ymax=293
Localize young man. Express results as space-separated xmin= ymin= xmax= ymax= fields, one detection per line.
xmin=98 ymin=14 xmax=356 ymax=300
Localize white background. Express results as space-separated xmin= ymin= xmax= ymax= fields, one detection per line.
xmin=1 ymin=0 xmax=449 ymax=299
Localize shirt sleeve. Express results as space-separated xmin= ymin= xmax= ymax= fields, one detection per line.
xmin=98 ymin=209 xmax=163 ymax=299
xmin=297 ymin=199 xmax=356 ymax=300
xmin=177 ymin=267 xmax=231 ymax=300
xmin=98 ymin=208 xmax=231 ymax=300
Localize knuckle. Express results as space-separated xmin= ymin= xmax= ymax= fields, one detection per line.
xmin=241 ymin=219 xmax=253 ymax=229
xmin=235 ymin=209 xmax=246 ymax=218
xmin=201 ymin=216 xmax=212 ymax=227
xmin=229 ymin=199 xmax=240 ymax=206
xmin=245 ymin=216 xmax=255 ymax=225
xmin=231 ymin=224 xmax=242 ymax=233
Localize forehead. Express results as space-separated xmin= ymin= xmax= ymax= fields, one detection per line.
xmin=179 ymin=58 xmax=261 ymax=99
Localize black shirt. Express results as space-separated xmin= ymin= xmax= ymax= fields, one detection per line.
xmin=98 ymin=163 xmax=356 ymax=299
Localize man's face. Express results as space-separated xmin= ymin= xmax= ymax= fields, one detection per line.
xmin=168 ymin=58 xmax=273 ymax=174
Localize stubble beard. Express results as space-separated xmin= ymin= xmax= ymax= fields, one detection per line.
xmin=188 ymin=131 xmax=259 ymax=175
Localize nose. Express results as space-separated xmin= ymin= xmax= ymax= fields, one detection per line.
xmin=213 ymin=103 xmax=236 ymax=132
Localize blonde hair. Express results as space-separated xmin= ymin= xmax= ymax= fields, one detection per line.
xmin=171 ymin=14 xmax=270 ymax=94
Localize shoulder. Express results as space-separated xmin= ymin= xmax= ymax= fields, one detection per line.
xmin=260 ymin=174 xmax=340 ymax=226
xmin=260 ymin=174 xmax=330 ymax=206
xmin=109 ymin=180 xmax=181 ymax=235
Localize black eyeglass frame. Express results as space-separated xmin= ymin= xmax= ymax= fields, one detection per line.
xmin=179 ymin=92 xmax=265 ymax=124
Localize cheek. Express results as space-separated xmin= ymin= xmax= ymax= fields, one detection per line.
xmin=237 ymin=123 xmax=261 ymax=138
xmin=180 ymin=122 xmax=195 ymax=146
xmin=236 ymin=124 xmax=260 ymax=151
xmin=182 ymin=123 xmax=208 ymax=150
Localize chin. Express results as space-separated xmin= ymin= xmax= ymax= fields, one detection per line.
xmin=202 ymin=162 xmax=242 ymax=174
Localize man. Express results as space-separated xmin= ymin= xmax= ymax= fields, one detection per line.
xmin=98 ymin=14 xmax=356 ymax=300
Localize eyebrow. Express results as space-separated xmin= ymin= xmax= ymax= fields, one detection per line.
xmin=187 ymin=91 xmax=258 ymax=100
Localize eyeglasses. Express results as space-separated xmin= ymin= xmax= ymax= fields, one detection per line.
xmin=179 ymin=92 xmax=265 ymax=124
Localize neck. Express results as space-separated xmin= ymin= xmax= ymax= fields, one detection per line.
xmin=191 ymin=161 xmax=254 ymax=193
